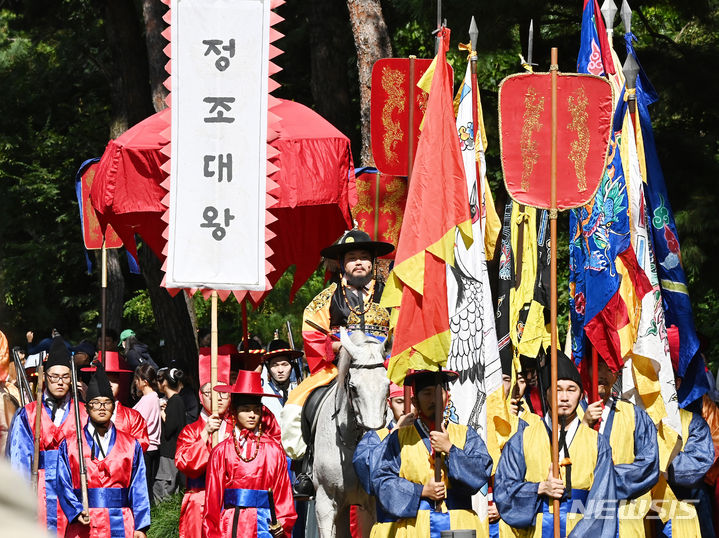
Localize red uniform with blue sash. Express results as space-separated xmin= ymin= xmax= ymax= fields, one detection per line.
xmin=55 ymin=423 xmax=150 ymax=537
xmin=6 ymin=396 xmax=85 ymax=536
xmin=175 ymin=414 xmax=233 ymax=538
xmin=202 ymin=425 xmax=296 ymax=538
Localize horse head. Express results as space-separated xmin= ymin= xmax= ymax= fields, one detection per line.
xmin=337 ymin=327 xmax=389 ymax=431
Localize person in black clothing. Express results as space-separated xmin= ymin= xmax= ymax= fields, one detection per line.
xmin=178 ymin=378 xmax=200 ymax=424
xmin=154 ymin=367 xmax=186 ymax=502
xmin=119 ymin=329 xmax=159 ymax=370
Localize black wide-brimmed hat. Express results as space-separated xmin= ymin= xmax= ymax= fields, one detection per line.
xmin=264 ymin=339 xmax=303 ymax=362
xmin=320 ymin=229 xmax=395 ymax=260
xmin=405 ymin=369 xmax=459 ymax=393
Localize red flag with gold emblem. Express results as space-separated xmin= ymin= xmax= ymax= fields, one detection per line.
xmin=381 ymin=28 xmax=472 ymax=385
xmin=499 ymin=73 xmax=613 ymax=209
xmin=351 ymin=168 xmax=408 ymax=260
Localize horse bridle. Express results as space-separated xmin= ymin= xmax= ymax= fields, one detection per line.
xmin=336 ymin=360 xmax=386 ymax=448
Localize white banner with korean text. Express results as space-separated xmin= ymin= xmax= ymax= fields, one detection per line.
xmin=167 ymin=0 xmax=269 ymax=290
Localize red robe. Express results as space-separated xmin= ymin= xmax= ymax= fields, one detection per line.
xmin=203 ymin=412 xmax=295 ymax=538
xmin=56 ymin=424 xmax=151 ymax=538
xmin=114 ymin=402 xmax=150 ymax=452
xmin=6 ymin=396 xmax=86 ymax=536
xmin=175 ymin=414 xmax=232 ymax=538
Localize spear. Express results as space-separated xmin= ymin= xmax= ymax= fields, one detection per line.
xmin=285 ymin=320 xmax=305 ymax=382
xmin=600 ymin=0 xmax=618 ymax=45
xmin=520 ymin=20 xmax=538 ymax=72
xmin=70 ymin=358 xmax=89 ymax=515
xmin=31 ymin=363 xmax=44 ymax=493
xmin=12 ymin=348 xmax=32 ymax=406
xmin=620 ymin=0 xmax=632 ymax=36
xmin=623 ymin=52 xmax=640 ymax=115
xmin=468 ymin=17 xmax=485 ymax=235
xmin=621 ymin=3 xmax=638 ymax=116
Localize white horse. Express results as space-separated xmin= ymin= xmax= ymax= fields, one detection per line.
xmin=312 ymin=328 xmax=389 ymax=538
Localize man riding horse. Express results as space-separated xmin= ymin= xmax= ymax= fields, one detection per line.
xmin=280 ymin=229 xmax=394 ymax=496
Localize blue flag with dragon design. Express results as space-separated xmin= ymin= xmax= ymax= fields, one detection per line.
xmin=625 ymin=33 xmax=708 ymax=405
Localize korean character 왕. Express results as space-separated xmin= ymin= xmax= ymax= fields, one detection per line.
xmin=200 ymin=206 xmax=236 ymax=241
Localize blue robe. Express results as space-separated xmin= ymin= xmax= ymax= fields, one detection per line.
xmin=55 ymin=424 xmax=151 ymax=537
xmin=660 ymin=409 xmax=714 ymax=538
xmin=368 ymin=422 xmax=491 ymax=537
xmin=600 ymin=399 xmax=659 ymax=501
xmin=494 ymin=418 xmax=617 ymax=538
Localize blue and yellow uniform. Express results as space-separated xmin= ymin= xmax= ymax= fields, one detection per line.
xmin=651 ymin=408 xmax=713 ymax=537
xmin=494 ymin=416 xmax=617 ymax=537
xmin=597 ymin=398 xmax=658 ymax=537
xmin=368 ymin=421 xmax=492 ymax=537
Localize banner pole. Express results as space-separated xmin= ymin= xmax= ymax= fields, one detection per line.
xmin=402 ymin=54 xmax=417 ymax=414
xmin=101 ymin=239 xmax=107 ymax=366
xmin=210 ymin=291 xmax=218 ymax=447
xmin=408 ymin=55 xmax=416 ymax=184
xmin=549 ymin=47 xmax=560 ymax=538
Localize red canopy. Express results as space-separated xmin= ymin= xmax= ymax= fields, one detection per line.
xmin=90 ymin=100 xmax=355 ymax=301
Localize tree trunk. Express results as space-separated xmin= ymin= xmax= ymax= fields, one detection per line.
xmin=308 ymin=0 xmax=353 ymax=139
xmin=142 ymin=0 xmax=170 ymax=112
xmin=104 ymin=0 xmax=155 ymax=133
xmin=138 ymin=244 xmax=199 ymax=383
xmin=346 ymin=0 xmax=392 ymax=166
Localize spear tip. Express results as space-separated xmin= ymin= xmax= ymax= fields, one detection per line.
xmin=600 ymin=0 xmax=618 ymax=29
xmin=469 ymin=16 xmax=479 ymax=49
xmin=622 ymin=53 xmax=639 ymax=89
xmin=620 ymin=0 xmax=632 ymax=34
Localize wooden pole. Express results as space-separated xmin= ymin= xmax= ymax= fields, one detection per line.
xmin=408 ymin=55 xmax=416 ymax=183
xmin=433 ymin=370 xmax=443 ymax=512
xmin=100 ymin=239 xmax=107 ymax=366
xmin=403 ymin=54 xmax=417 ymax=415
xmin=31 ymin=364 xmax=44 ymax=493
xmin=549 ymin=47 xmax=560 ymax=538
xmin=210 ymin=291 xmax=218 ymax=447
xmin=242 ymin=300 xmax=249 ymax=352
xmin=591 ymin=346 xmax=600 ymax=403
xmin=470 ymin=49 xmax=484 ymax=232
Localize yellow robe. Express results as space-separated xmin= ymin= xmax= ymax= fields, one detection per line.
xmin=370 ymin=422 xmax=491 ymax=538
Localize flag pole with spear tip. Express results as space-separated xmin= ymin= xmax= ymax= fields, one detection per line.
xmin=468 ymin=17 xmax=484 ymax=235
xmin=549 ymin=46 xmax=561 ymax=538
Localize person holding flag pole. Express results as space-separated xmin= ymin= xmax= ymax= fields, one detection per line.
xmin=493 ymin=34 xmax=615 ymax=534
xmin=55 ymin=363 xmax=151 ymax=537
xmin=371 ymin=25 xmax=492 ymax=537
xmin=7 ymin=336 xmax=81 ymax=536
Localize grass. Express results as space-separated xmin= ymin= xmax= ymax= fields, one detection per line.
xmin=148 ymin=492 xmax=183 ymax=538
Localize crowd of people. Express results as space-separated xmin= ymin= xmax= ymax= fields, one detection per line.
xmin=0 ymin=228 xmax=718 ymax=538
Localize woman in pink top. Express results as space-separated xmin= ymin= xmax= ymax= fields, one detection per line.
xmin=133 ymin=363 xmax=162 ymax=499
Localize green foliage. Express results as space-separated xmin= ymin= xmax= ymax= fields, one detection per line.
xmin=148 ymin=492 xmax=182 ymax=538
xmin=0 ymin=5 xmax=111 ymax=343
xmin=123 ymin=290 xmax=157 ymax=329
